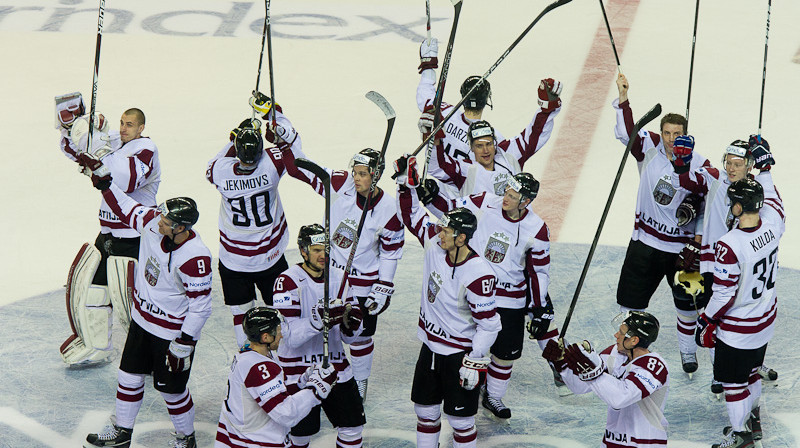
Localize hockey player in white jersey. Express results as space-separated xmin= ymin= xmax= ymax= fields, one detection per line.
xmin=283 ymin=147 xmax=404 ymax=402
xmin=611 ymin=74 xmax=711 ymax=368
xmin=543 ymin=311 xmax=670 ymax=448
xmin=273 ymin=224 xmax=367 ymax=448
xmin=396 ymin=163 xmax=501 ymax=448
xmin=76 ymin=157 xmax=213 ymax=448
xmin=215 ymin=307 xmax=337 ymax=448
xmin=696 ymin=178 xmax=784 ymax=448
xmin=206 ymin=99 xmax=306 ymax=347
xmin=55 ymin=92 xmax=161 ymax=366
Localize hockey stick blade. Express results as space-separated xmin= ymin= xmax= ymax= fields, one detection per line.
xmin=365 ymin=91 xmax=396 ymax=120
xmin=558 ymin=103 xmax=661 ymax=339
xmin=450 ymin=0 xmax=462 ymax=5
xmin=294 ymin=158 xmax=330 ymax=183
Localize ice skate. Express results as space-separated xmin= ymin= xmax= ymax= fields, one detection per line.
xmin=481 ymin=384 xmax=511 ymax=419
xmin=711 ymin=379 xmax=723 ymax=399
xmin=681 ymin=352 xmax=698 ymax=379
xmin=757 ymin=364 xmax=778 ymax=381
xmin=84 ymin=416 xmax=132 ymax=448
xmin=713 ymin=429 xmax=754 ymax=448
xmin=356 ymin=378 xmax=368 ymax=403
xmin=169 ymin=432 xmax=197 ymax=448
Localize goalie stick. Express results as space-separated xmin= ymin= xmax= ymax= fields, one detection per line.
xmin=559 ymin=103 xmax=662 ymax=339
xmin=336 ymin=91 xmax=397 ymax=300
xmin=421 ymin=0 xmax=462 ymax=183
xmin=409 ymin=0 xmax=573 ymax=159
xmin=294 ymin=158 xmax=333 ymax=368
xmin=86 ymin=0 xmax=106 ymax=154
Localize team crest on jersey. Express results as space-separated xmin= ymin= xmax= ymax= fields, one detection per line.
xmin=333 ymin=218 xmax=358 ymax=249
xmin=652 ymin=175 xmax=676 ymax=205
xmin=144 ymin=256 xmax=160 ymax=286
xmin=493 ymin=173 xmax=512 ymax=196
xmin=427 ymin=271 xmax=443 ymax=303
xmin=484 ymin=232 xmax=511 ymax=263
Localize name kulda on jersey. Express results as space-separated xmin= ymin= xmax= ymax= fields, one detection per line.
xmin=749 ymin=229 xmax=776 ymax=252
xmin=223 ymin=174 xmax=271 ymax=191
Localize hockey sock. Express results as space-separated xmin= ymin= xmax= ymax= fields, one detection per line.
xmin=415 ymin=404 xmax=441 ymax=448
xmin=487 ymin=357 xmax=513 ymax=399
xmin=723 ymin=382 xmax=751 ymax=432
xmin=349 ymin=337 xmax=374 ymax=382
xmin=748 ymin=368 xmax=762 ymax=411
xmin=161 ymin=389 xmax=195 ymax=436
xmin=336 ymin=426 xmax=363 ymax=448
xmin=288 ymin=435 xmax=310 ymax=448
xmin=115 ymin=370 xmax=145 ymax=428
xmin=447 ymin=414 xmax=477 ymax=448
xmin=230 ymin=301 xmax=256 ymax=348
xmin=675 ymin=308 xmax=699 ymax=354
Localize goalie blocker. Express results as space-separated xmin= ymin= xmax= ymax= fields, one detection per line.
xmin=60 ymin=242 xmax=136 ymax=366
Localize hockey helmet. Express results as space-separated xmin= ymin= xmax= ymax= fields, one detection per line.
xmin=460 ymin=76 xmax=492 ymax=110
xmin=467 ymin=120 xmax=495 ymax=146
xmin=622 ymin=311 xmax=660 ymax=348
xmin=727 ymin=178 xmax=763 ymax=213
xmin=673 ymin=270 xmax=704 ymax=302
xmin=243 ymin=307 xmax=282 ymax=342
xmin=506 ymin=172 xmax=540 ymax=202
xmin=350 ymin=148 xmax=385 ymax=181
xmin=721 ymin=140 xmax=754 ymax=168
xmin=159 ymin=197 xmax=199 ymax=229
xmin=234 ymin=126 xmax=264 ymax=166
xmin=297 ymin=223 xmax=326 ymax=252
xmin=437 ymin=207 xmax=477 ymax=241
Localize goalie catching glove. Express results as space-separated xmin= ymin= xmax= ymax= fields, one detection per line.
xmin=564 ymin=340 xmax=605 ymax=381
xmin=459 ymin=353 xmax=489 ymax=390
xmin=55 ymin=92 xmax=86 ymax=130
xmin=363 ymin=280 xmax=393 ymax=316
xmin=166 ymin=336 xmax=196 ymax=373
xmin=537 ymin=78 xmax=562 ymax=112
xmin=418 ymin=38 xmax=439 ymax=73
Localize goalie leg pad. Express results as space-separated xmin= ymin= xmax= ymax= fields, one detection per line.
xmin=107 ymin=255 xmax=136 ymax=330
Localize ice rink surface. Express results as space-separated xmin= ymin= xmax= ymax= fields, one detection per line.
xmin=1 ymin=0 xmax=799 ymax=446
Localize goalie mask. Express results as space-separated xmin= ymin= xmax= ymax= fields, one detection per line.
xmin=234 ymin=126 xmax=264 ymax=166
xmin=467 ymin=120 xmax=495 ymax=146
xmin=673 ymin=270 xmax=704 ymax=302
xmin=619 ymin=311 xmax=660 ymax=349
xmin=506 ymin=172 xmax=540 ymax=203
xmin=728 ymin=178 xmax=763 ymax=214
xmin=460 ymin=76 xmax=492 ymax=110
xmin=159 ymin=197 xmax=199 ymax=229
xmin=243 ymin=307 xmax=282 ymax=343
xmin=436 ymin=207 xmax=477 ymax=242
xmin=350 ymin=148 xmax=384 ymax=181
xmin=297 ymin=223 xmax=326 ymax=252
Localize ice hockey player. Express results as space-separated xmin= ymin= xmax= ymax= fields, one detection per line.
xmin=215 ymin=306 xmax=337 ymax=447
xmin=206 ymin=93 xmax=307 ymax=347
xmin=77 ymin=158 xmax=212 ymax=448
xmin=282 ymin=147 xmax=404 ymax=402
xmin=543 ymin=311 xmax=669 ymax=447
xmin=272 ymin=224 xmax=367 ymax=448
xmin=55 ymin=92 xmax=161 ymax=366
xmin=696 ymin=178 xmax=784 ymax=448
xmin=611 ymin=73 xmax=711 ymax=374
xmin=395 ymin=161 xmax=501 ymax=448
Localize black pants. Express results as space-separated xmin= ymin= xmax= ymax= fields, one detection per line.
xmin=92 ymin=233 xmax=140 ymax=285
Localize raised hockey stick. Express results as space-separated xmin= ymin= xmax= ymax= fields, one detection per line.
xmin=294 ymin=158 xmax=333 ymax=368
xmin=757 ymin=0 xmax=771 ymax=135
xmin=559 ymin=103 xmax=662 ymax=339
xmin=86 ymin=0 xmax=106 ymax=152
xmin=421 ymin=0 xmax=463 ymax=183
xmin=252 ymin=0 xmax=277 ymax=125
xmin=409 ymin=0 xmax=573 ymax=158
xmin=598 ymin=0 xmax=622 ymax=74
xmin=685 ymin=0 xmax=700 ymax=126
xmin=426 ymin=0 xmax=431 ymax=42
xmin=336 ymin=91 xmax=397 ymax=299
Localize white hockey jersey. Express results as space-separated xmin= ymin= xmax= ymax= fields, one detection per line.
xmin=216 ymin=348 xmax=320 ymax=448
xmin=427 ymin=192 xmax=550 ymax=310
xmin=560 ymin=345 xmax=670 ymax=448
xmin=284 ymin=154 xmax=404 ymax=297
xmin=206 ymin=113 xmax=306 ymax=272
xmin=61 ymin=129 xmax=160 ymax=238
xmin=397 ymin=186 xmax=501 ymax=357
xmin=102 ymin=184 xmax=213 ymax=341
xmin=613 ymin=99 xmax=709 ymax=253
xmin=273 ymin=264 xmax=362 ymax=387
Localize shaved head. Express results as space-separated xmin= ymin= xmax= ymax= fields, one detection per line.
xmin=123 ymin=108 xmax=146 ymax=126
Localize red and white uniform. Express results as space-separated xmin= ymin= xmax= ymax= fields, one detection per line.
xmin=560 ymin=346 xmax=670 ymax=448
xmin=705 ymin=201 xmax=785 ymax=349
xmin=416 ymin=69 xmax=505 ymax=170
xmin=215 ymin=348 xmax=320 ymax=448
xmin=397 ymin=186 xmax=501 ymax=357
xmin=206 ymin=111 xmax=306 ymax=272
xmin=273 ymin=265 xmax=362 ymax=387
xmin=427 ymin=192 xmax=550 ymax=311
xmin=431 ymin=108 xmax=559 ymax=198
xmin=61 ymin=129 xmax=160 ymax=238
xmin=102 ymin=184 xmax=213 ymax=340
xmin=285 ymin=156 xmax=404 ymax=297
xmin=613 ymin=99 xmax=709 ymax=253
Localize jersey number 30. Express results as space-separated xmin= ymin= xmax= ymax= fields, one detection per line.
xmin=229 ymin=192 xmax=273 ymax=227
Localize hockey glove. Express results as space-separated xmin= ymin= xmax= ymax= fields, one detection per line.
xmin=527 ymin=302 xmax=555 ymax=340
xmin=311 ymin=299 xmax=347 ymax=331
xmin=564 ymin=341 xmax=604 ymax=381
xmin=418 ymin=37 xmax=439 ymax=73
xmin=459 ymin=353 xmax=489 ymax=390
xmin=537 ymin=78 xmax=562 ymax=112
xmin=392 ymin=154 xmax=420 ymax=187
xmin=676 ymin=240 xmax=701 ymax=272
xmin=265 ymin=122 xmax=297 ymax=146
xmin=541 ymin=339 xmax=568 ymax=372
xmin=417 ymin=179 xmax=440 ymax=206
xmin=341 ymin=303 xmax=363 ymax=336
xmin=676 ymin=193 xmax=702 ymax=227
xmin=76 ymin=153 xmax=112 ymax=191
xmin=55 ymin=92 xmax=86 ymax=130
xmin=249 ymin=90 xmax=282 ymax=118
xmin=671 ymin=135 xmax=695 ymax=172
xmin=230 ymin=118 xmax=262 ymax=141
xmin=364 ymin=280 xmax=394 ymax=316
xmin=166 ymin=337 xmax=196 ymax=373
xmin=695 ymin=313 xmax=717 ymax=348
xmin=748 ymin=134 xmax=774 ymax=170
xmin=418 ymin=105 xmax=446 ymax=143
xmin=305 ymin=363 xmax=337 ymax=401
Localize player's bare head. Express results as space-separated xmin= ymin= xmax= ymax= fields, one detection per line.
xmin=120 ymin=108 xmax=146 ymax=143
xmin=243 ymin=307 xmax=283 ymax=348
xmin=659 ymin=113 xmax=686 ymax=134
xmin=722 ymin=140 xmax=755 ymax=182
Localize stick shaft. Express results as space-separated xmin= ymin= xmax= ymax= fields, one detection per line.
xmin=758 ymin=0 xmax=771 ymax=134
xmin=598 ymin=0 xmax=622 ymax=72
xmin=87 ymin=0 xmax=105 ymax=150
xmin=686 ymin=0 xmax=700 ymax=125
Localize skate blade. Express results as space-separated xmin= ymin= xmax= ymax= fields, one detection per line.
xmin=481 ymin=408 xmax=512 ymax=424
xmin=556 ymin=385 xmax=573 ymax=397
